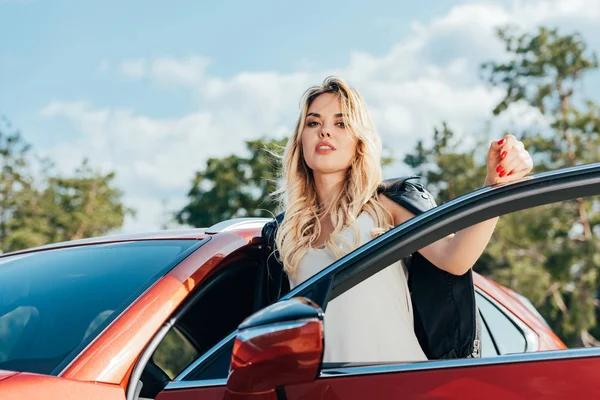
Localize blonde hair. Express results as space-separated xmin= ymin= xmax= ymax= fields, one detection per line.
xmin=273 ymin=76 xmax=393 ymax=280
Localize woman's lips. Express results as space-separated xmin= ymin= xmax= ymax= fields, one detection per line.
xmin=315 ymin=141 xmax=336 ymax=154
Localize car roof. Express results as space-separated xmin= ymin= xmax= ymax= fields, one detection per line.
xmin=0 ymin=217 xmax=272 ymax=258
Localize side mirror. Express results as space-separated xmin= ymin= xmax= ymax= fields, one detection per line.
xmin=226 ymin=297 xmax=324 ymax=394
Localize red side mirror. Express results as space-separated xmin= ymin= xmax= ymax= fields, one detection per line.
xmin=226 ymin=297 xmax=324 ymax=394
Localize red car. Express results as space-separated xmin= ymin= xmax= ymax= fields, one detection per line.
xmin=2 ymin=163 xmax=600 ymax=400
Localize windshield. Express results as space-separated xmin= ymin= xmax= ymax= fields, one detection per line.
xmin=0 ymin=239 xmax=201 ymax=375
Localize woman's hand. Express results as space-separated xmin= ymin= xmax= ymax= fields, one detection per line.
xmin=484 ymin=134 xmax=533 ymax=186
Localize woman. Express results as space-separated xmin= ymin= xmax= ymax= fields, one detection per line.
xmin=259 ymin=76 xmax=533 ymax=363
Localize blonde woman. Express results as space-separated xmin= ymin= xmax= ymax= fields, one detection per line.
xmin=259 ymin=76 xmax=533 ymax=363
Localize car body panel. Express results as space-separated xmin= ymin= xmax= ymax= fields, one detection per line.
xmin=7 ymin=162 xmax=598 ymax=398
xmin=0 ymin=372 xmax=125 ymax=400
xmin=283 ymin=353 xmax=600 ymax=399
xmin=0 ymin=370 xmax=18 ymax=382
xmin=152 ymin=274 xmax=569 ymax=400
xmin=155 ymin=386 xmax=270 ymax=400
xmin=156 ymin=349 xmax=600 ymax=400
xmin=59 ymin=231 xmax=256 ymax=387
xmin=0 ymin=223 xmax=567 ymax=395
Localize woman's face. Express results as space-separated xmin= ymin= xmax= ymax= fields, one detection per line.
xmin=301 ymin=92 xmax=358 ymax=177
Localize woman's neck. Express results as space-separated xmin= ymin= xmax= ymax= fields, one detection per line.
xmin=313 ymin=171 xmax=345 ymax=211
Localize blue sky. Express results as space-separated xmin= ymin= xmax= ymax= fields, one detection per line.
xmin=1 ymin=0 xmax=599 ymax=233
xmin=2 ymin=0 xmax=459 ymax=118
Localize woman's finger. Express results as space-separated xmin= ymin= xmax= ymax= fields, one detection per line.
xmin=503 ymin=150 xmax=532 ymax=177
xmin=496 ymin=148 xmax=521 ymax=176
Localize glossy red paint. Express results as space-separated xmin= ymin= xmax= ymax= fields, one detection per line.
xmin=40 ymin=224 xmax=565 ymax=391
xmin=61 ymin=231 xmax=255 ymax=387
xmin=0 ymin=372 xmax=125 ymax=400
xmin=285 ymin=354 xmax=600 ymax=399
xmin=228 ymin=319 xmax=324 ymax=393
xmin=0 ymin=370 xmax=18 ymax=382
xmin=156 ymin=386 xmax=276 ymax=400
xmin=0 ymin=220 xmax=569 ymax=400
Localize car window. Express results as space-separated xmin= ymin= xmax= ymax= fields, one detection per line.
xmin=178 ymin=174 xmax=600 ymax=382
xmin=478 ymin=310 xmax=499 ymax=357
xmin=152 ymin=326 xmax=200 ymax=379
xmin=143 ymin=257 xmax=260 ymax=392
xmin=180 ymin=339 xmax=234 ymax=381
xmin=476 ymin=294 xmax=527 ymax=355
xmin=0 ymin=240 xmax=201 ymax=375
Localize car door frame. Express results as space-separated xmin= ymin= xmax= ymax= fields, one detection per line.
xmin=157 ymin=162 xmax=600 ymax=397
xmin=475 ymin=288 xmax=538 ymax=355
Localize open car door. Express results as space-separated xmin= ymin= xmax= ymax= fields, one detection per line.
xmin=155 ymin=162 xmax=600 ymax=400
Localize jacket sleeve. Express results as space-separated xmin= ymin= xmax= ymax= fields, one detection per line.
xmin=256 ymin=213 xmax=289 ymax=311
xmin=377 ymin=176 xmax=438 ymax=215
xmin=380 ymin=176 xmax=481 ymax=360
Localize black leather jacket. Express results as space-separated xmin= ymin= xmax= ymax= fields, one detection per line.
xmin=257 ymin=176 xmax=481 ymax=360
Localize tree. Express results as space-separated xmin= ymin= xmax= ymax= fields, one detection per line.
xmin=404 ymin=122 xmax=488 ymax=203
xmin=0 ymin=115 xmax=37 ymax=251
xmin=403 ymin=122 xmax=558 ymax=318
xmin=482 ymin=26 xmax=600 ymax=171
xmin=176 ymin=136 xmax=287 ymax=227
xmin=405 ymin=26 xmax=600 ymax=346
xmin=0 ymin=115 xmax=133 ymax=252
xmin=178 ymin=135 xmax=396 ymax=227
xmin=5 ymin=159 xmax=134 ymax=252
xmin=481 ymin=25 xmax=600 ymax=347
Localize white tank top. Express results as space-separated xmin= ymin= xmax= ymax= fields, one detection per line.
xmin=289 ymin=212 xmax=428 ymax=363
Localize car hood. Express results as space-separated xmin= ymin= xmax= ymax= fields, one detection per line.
xmin=0 ymin=369 xmax=19 ymax=382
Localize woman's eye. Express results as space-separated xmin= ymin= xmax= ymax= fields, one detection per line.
xmin=336 ymin=122 xmax=346 ymax=128
xmin=307 ymin=121 xmax=319 ymax=127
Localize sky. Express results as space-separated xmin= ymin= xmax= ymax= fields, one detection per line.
xmin=1 ymin=0 xmax=600 ymax=234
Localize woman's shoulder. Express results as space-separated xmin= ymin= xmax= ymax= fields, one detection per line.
xmin=377 ymin=176 xmax=437 ymax=216
xmin=261 ymin=211 xmax=285 ymax=238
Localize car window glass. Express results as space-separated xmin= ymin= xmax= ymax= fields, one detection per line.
xmin=183 ymin=191 xmax=600 ymax=381
xmin=477 ymin=294 xmax=526 ymax=354
xmin=478 ymin=309 xmax=498 ymax=357
xmin=181 ymin=340 xmax=234 ymax=381
xmin=0 ymin=240 xmax=200 ymax=376
xmin=143 ymin=257 xmax=259 ymax=392
xmin=152 ymin=326 xmax=200 ymax=379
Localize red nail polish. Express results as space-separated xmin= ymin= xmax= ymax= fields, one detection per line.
xmin=501 ymin=151 xmax=507 ymax=159
xmin=508 ymin=171 xmax=513 ymax=176
xmin=497 ymin=138 xmax=505 ymax=146
xmin=496 ymin=164 xmax=503 ymax=173
xmin=499 ymin=170 xmax=506 ymax=178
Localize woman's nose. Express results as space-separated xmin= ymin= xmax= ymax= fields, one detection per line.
xmin=319 ymin=129 xmax=331 ymax=138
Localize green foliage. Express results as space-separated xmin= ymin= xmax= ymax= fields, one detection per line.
xmin=151 ymin=326 xmax=199 ymax=379
xmin=176 ymin=136 xmax=287 ymax=227
xmin=481 ymin=26 xmax=598 ymax=118
xmin=175 ymin=24 xmax=600 ymax=348
xmin=405 ymin=25 xmax=600 ymax=347
xmin=178 ymin=135 xmax=396 ymax=227
xmin=404 ymin=122 xmax=488 ymax=203
xmin=0 ymin=117 xmax=34 ymax=251
xmin=482 ymin=26 xmax=600 ymax=347
xmin=0 ymin=116 xmax=132 ymax=252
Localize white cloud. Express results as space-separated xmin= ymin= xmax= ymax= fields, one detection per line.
xmin=513 ymin=0 xmax=600 ymax=21
xmin=42 ymin=0 xmax=600 ymax=234
xmin=151 ymin=56 xmax=210 ymax=86
xmin=118 ymin=56 xmax=210 ymax=86
xmin=120 ymin=59 xmax=147 ymax=78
